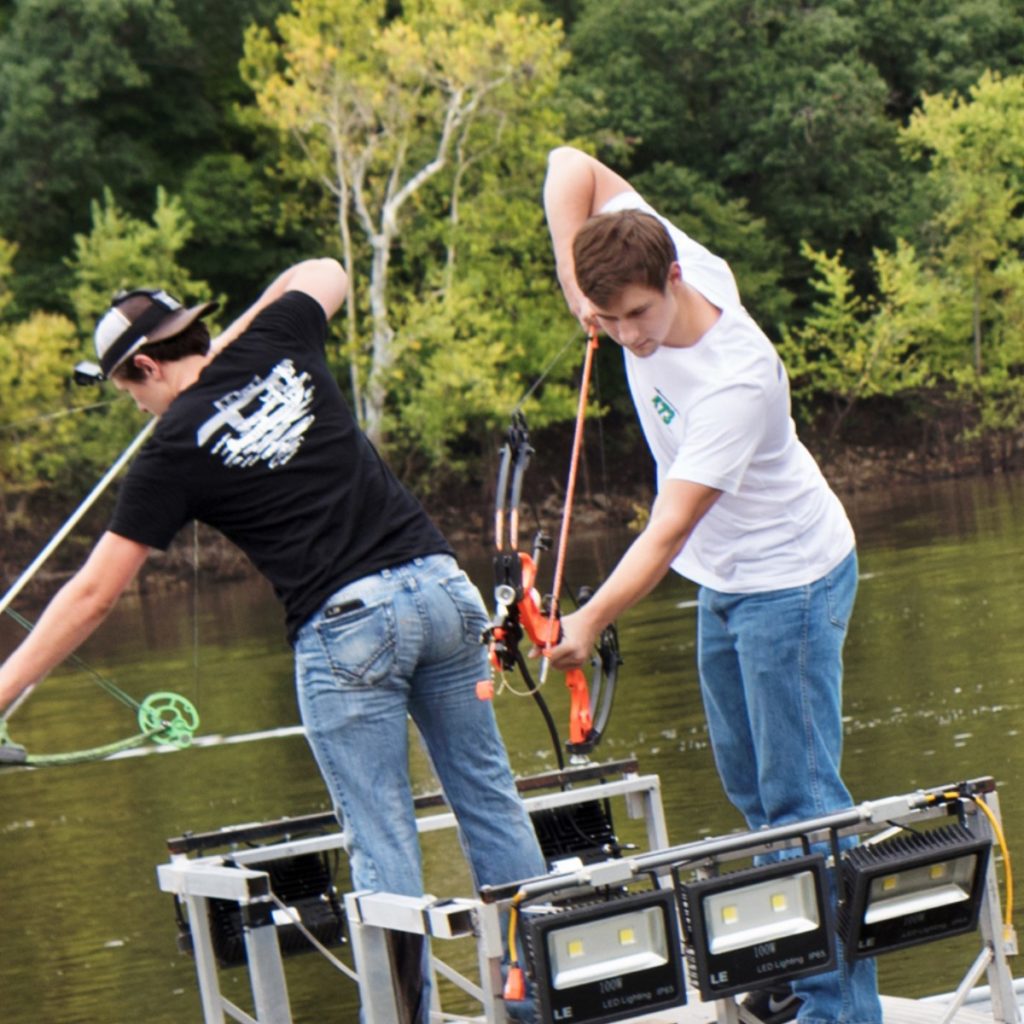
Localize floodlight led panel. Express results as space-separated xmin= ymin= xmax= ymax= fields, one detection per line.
xmin=679 ymin=854 xmax=835 ymax=1000
xmin=523 ymin=889 xmax=686 ymax=1024
xmin=704 ymin=869 xmax=822 ymax=953
xmin=839 ymin=824 xmax=991 ymax=959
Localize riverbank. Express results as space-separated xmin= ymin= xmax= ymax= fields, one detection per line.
xmin=0 ymin=433 xmax=1014 ymax=604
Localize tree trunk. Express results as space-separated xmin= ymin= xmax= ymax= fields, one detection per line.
xmin=362 ymin=232 xmax=395 ymax=446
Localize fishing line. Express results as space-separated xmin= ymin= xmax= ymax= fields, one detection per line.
xmin=1 ymin=604 xmax=200 ymax=765
xmin=0 ymin=400 xmax=116 ymax=433
xmin=191 ymin=520 xmax=201 ymax=709
xmin=4 ymin=606 xmax=144 ymax=711
xmin=0 ymin=418 xmax=202 ymax=762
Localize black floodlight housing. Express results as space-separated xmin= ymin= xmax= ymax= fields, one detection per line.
xmin=521 ymin=889 xmax=686 ymax=1024
xmin=837 ymin=823 xmax=991 ymax=959
xmin=531 ymin=799 xmax=623 ymax=867
xmin=73 ymin=360 xmax=106 ymax=385
xmin=176 ymin=852 xmax=346 ymax=968
xmin=678 ymin=853 xmax=835 ymax=1000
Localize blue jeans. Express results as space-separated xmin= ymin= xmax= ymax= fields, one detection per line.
xmin=697 ymin=548 xmax=881 ymax=1024
xmin=294 ymin=554 xmax=546 ymax=1019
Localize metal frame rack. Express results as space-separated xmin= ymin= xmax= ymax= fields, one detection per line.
xmin=158 ymin=758 xmax=668 ymax=1023
xmin=156 ymin=766 xmax=1017 ymax=1024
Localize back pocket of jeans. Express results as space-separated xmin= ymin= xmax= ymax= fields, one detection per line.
xmin=438 ymin=571 xmax=490 ymax=644
xmin=313 ymin=601 xmax=397 ymax=688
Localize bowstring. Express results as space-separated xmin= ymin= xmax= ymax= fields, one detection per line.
xmin=546 ymin=327 xmax=600 ymax=646
xmin=508 ymin=332 xmax=580 ymax=418
xmin=503 ymin=328 xmax=608 ymax=610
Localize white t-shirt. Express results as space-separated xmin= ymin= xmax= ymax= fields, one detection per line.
xmin=602 ymin=191 xmax=854 ymax=592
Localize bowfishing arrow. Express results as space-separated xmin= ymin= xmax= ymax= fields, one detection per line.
xmin=482 ymin=329 xmax=621 ymax=765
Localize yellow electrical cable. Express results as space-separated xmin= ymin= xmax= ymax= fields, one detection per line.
xmin=973 ymin=796 xmax=1014 ymax=927
xmin=940 ymin=790 xmax=1014 ymax=927
xmin=507 ymin=889 xmax=526 ymax=964
xmin=503 ymin=889 xmax=528 ymax=1003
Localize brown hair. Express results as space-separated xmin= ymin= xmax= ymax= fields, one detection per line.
xmin=572 ymin=209 xmax=676 ymax=306
xmin=112 ymin=320 xmax=211 ymax=382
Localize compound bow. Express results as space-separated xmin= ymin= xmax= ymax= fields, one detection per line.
xmin=482 ymin=332 xmax=621 ymax=765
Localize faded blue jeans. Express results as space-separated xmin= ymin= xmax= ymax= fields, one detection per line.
xmin=697 ymin=548 xmax=881 ymax=1024
xmin=294 ymin=554 xmax=546 ymax=1019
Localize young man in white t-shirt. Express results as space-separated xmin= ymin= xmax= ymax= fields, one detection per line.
xmin=543 ymin=146 xmax=881 ymax=1024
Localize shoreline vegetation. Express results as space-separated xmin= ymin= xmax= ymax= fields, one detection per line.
xmin=1 ymin=429 xmax=1017 ymax=607
xmin=3 ymin=5 xmax=1024 ymax=618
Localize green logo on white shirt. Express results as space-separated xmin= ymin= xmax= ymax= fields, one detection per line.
xmin=652 ymin=389 xmax=677 ymax=425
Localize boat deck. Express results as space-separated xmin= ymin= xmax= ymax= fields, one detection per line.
xmin=453 ymin=996 xmax=991 ymax=1023
xmin=615 ymin=995 xmax=990 ymax=1023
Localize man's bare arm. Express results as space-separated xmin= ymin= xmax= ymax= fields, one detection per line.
xmin=546 ymin=479 xmax=722 ymax=669
xmin=543 ymin=146 xmax=635 ymax=325
xmin=0 ymin=532 xmax=151 ymax=714
xmin=210 ymin=258 xmax=349 ymax=355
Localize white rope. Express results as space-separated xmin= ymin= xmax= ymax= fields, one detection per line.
xmin=267 ymin=891 xmax=360 ymax=983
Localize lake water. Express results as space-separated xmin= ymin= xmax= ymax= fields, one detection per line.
xmin=2 ymin=472 xmax=1024 ymax=1021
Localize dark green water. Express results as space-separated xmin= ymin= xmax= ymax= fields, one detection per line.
xmin=2 ymin=473 xmax=1023 ymax=1021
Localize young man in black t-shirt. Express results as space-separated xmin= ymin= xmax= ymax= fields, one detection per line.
xmin=0 ymin=259 xmax=545 ymax=1020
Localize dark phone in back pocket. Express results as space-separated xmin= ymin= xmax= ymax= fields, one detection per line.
xmin=324 ymin=599 xmax=365 ymax=619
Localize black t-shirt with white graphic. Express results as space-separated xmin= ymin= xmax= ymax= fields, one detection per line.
xmin=109 ymin=291 xmax=453 ymax=642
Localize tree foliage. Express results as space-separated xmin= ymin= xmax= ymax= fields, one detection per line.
xmin=782 ymin=70 xmax=1024 ymax=454
xmin=563 ymin=0 xmax=902 ymax=292
xmin=240 ymin=0 xmax=571 ymax=448
xmin=0 ymin=0 xmax=290 ymax=313
xmin=67 ymin=187 xmax=218 ymax=332
xmin=2 ymin=0 xmax=1024 ymax=501
xmin=778 ymin=241 xmax=933 ymax=436
xmin=899 ymin=72 xmax=1024 ymax=449
xmin=0 ymin=236 xmax=87 ymax=493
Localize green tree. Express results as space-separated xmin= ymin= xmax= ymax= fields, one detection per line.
xmin=177 ymin=152 xmax=319 ymax=320
xmin=0 ymin=0 xmax=290 ymax=313
xmin=0 ymin=237 xmax=91 ymax=507
xmin=564 ymin=0 xmax=902 ymax=290
xmin=778 ymin=241 xmax=933 ymax=437
xmin=240 ymin=0 xmax=570 ymax=447
xmin=856 ymin=0 xmax=1024 ymax=123
xmin=901 ymin=71 xmax=1024 ymax=377
xmin=560 ymin=0 xmax=1024 ymax=315
xmin=67 ymin=186 xmax=218 ymax=333
xmin=783 ymin=71 xmax=1024 ymax=463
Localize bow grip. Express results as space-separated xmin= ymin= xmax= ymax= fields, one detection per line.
xmin=565 ymin=667 xmax=594 ymax=746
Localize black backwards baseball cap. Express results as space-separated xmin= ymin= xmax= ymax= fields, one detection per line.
xmin=75 ymin=289 xmax=218 ymax=384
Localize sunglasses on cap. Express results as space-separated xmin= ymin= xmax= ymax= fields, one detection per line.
xmin=75 ymin=289 xmax=215 ymax=385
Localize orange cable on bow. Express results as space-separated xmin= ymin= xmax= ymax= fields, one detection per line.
xmin=546 ymin=326 xmax=600 ymax=654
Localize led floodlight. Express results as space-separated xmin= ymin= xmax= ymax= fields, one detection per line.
xmin=522 ymin=889 xmax=686 ymax=1024
xmin=531 ymin=799 xmax=622 ymax=866
xmin=678 ymin=854 xmax=834 ymax=1000
xmin=838 ymin=823 xmax=991 ymax=958
xmin=176 ymin=852 xmax=346 ymax=968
